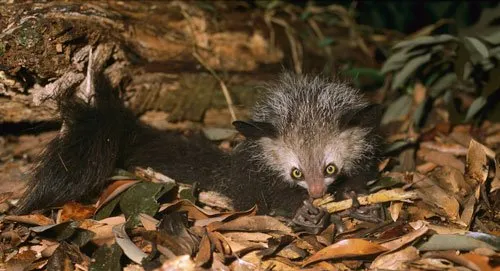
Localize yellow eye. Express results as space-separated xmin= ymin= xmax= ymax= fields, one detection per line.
xmin=324 ymin=164 xmax=336 ymax=175
xmin=291 ymin=168 xmax=303 ymax=179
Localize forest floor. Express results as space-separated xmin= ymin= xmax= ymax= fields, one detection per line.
xmin=0 ymin=1 xmax=499 ymax=271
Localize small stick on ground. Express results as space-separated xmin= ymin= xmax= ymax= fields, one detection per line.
xmin=314 ymin=188 xmax=419 ymax=214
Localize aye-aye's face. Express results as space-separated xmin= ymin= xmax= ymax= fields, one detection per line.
xmin=257 ymin=126 xmax=370 ymax=198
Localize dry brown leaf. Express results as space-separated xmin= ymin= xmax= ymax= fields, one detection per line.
xmin=431 ymin=166 xmax=473 ymax=201
xmin=230 ymin=251 xmax=260 ymax=270
xmin=407 ymin=201 xmax=439 ymax=220
xmin=461 ymin=252 xmax=496 ymax=271
xmin=160 ymin=200 xmax=219 ymax=220
xmin=0 ymin=192 xmax=13 ymax=204
xmin=5 ymin=249 xmax=38 ymax=271
xmin=412 ymin=82 xmax=427 ymax=104
xmin=207 ymin=231 xmax=233 ymax=257
xmin=459 ymin=194 xmax=476 ymax=228
xmin=260 ymin=257 xmax=301 ymax=271
xmin=491 ymin=155 xmax=500 ymax=193
xmin=380 ymin=221 xmax=428 ymax=251
xmin=41 ymin=243 xmax=60 ymax=258
xmin=378 ymin=158 xmax=390 ymax=172
xmin=134 ymin=167 xmax=176 ymax=184
xmin=97 ymin=215 xmax=127 ymax=225
xmin=410 ymin=257 xmax=457 ymax=269
xmin=223 ymin=232 xmax=272 ymax=243
xmin=302 ymin=239 xmax=387 ymax=267
xmin=276 ymin=245 xmax=306 ymax=260
xmin=416 ymin=162 xmax=437 ymax=174
xmin=57 ymin=202 xmax=96 ymax=223
xmin=194 ymin=234 xmax=212 ymax=267
xmin=423 ymin=251 xmax=489 ymax=271
xmin=223 ymin=236 xmax=266 ymax=254
xmin=417 ymin=148 xmax=465 ymax=173
xmin=139 ymin=213 xmax=159 ymax=231
xmin=491 ymin=177 xmax=500 ymax=193
xmin=485 ymin=132 xmax=500 ymax=146
xmin=465 ymin=139 xmax=489 ymax=186
xmin=160 ymin=199 xmax=256 ymax=224
xmin=208 ymin=215 xmax=292 ymax=234
xmin=370 ymin=246 xmax=419 ymax=270
xmin=412 ymin=173 xmax=460 ymax=220
xmin=158 ymin=255 xmax=196 ymax=271
xmin=95 ymin=180 xmax=140 ymax=211
xmin=420 ymin=141 xmax=468 ymax=156
xmin=450 ymin=125 xmax=473 ymax=144
xmin=415 ymin=222 xmax=468 ymax=235
xmin=389 ymin=201 xmax=403 ymax=222
xmin=4 ymin=214 xmax=54 ymax=226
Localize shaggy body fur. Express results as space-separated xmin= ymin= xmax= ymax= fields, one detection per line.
xmin=17 ymin=73 xmax=382 ymax=216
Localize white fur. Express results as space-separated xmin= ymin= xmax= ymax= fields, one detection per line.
xmin=249 ymin=73 xmax=380 ymax=193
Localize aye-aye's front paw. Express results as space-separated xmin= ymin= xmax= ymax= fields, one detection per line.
xmin=292 ymin=199 xmax=330 ymax=234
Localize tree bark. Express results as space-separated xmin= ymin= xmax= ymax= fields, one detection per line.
xmin=0 ymin=1 xmax=288 ymax=127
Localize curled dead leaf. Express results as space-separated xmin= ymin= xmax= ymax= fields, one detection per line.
xmin=302 ymin=239 xmax=388 ymax=267
xmin=208 ymin=215 xmax=292 ymax=234
xmin=465 ymin=139 xmax=489 ymax=186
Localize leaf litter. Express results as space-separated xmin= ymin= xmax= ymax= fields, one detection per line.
xmin=1 ymin=9 xmax=500 ymax=271
xmin=2 ymin=131 xmax=499 ymax=270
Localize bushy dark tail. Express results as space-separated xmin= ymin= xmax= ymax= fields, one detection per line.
xmin=16 ymin=75 xmax=126 ymax=214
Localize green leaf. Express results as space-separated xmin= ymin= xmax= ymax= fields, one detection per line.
xmin=391 ymin=53 xmax=432 ymax=90
xmin=31 ymin=221 xmax=79 ymax=241
xmin=418 ymin=234 xmax=498 ymax=251
xmin=179 ymin=187 xmax=196 ymax=202
xmin=384 ymin=139 xmax=414 ymax=154
xmin=464 ymin=96 xmax=487 ymax=122
xmin=69 ymin=229 xmax=95 ymax=247
xmin=300 ymin=10 xmax=312 ymax=21
xmin=381 ymin=95 xmax=413 ymax=125
xmin=318 ymin=37 xmax=334 ymax=47
xmin=392 ymin=35 xmax=457 ymax=51
xmin=94 ymin=195 xmax=122 ymax=221
xmin=89 ymin=243 xmax=123 ymax=271
xmin=120 ymin=182 xmax=163 ymax=228
xmin=264 ymin=0 xmax=283 ymax=10
xmin=444 ymin=89 xmax=461 ymax=124
xmin=429 ymin=73 xmax=457 ymax=98
xmin=454 ymin=43 xmax=470 ymax=81
xmin=483 ymin=67 xmax=500 ymax=96
xmin=490 ymin=46 xmax=500 ymax=61
xmin=480 ymin=31 xmax=500 ymax=45
xmin=381 ymin=48 xmax=428 ymax=74
xmin=463 ymin=37 xmax=489 ymax=63
xmin=413 ymin=96 xmax=431 ymax=128
xmin=369 ymin=177 xmax=405 ymax=193
xmin=343 ymin=67 xmax=385 ymax=84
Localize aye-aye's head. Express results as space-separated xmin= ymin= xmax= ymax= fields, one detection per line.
xmin=233 ymin=73 xmax=381 ymax=199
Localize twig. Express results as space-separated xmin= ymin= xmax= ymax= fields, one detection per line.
xmin=314 ymin=188 xmax=419 ymax=214
xmin=307 ymin=18 xmax=333 ymax=59
xmin=180 ymin=9 xmax=237 ymax=122
xmin=192 ymin=52 xmax=236 ymax=122
xmin=270 ymin=17 xmax=303 ymax=74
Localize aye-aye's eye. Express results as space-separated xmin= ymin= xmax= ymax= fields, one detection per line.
xmin=290 ymin=168 xmax=303 ymax=179
xmin=324 ymin=163 xmax=337 ymax=176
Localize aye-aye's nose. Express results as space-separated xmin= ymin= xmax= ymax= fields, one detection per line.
xmin=308 ymin=183 xmax=326 ymax=198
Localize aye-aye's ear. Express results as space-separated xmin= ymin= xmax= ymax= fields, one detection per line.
xmin=232 ymin=120 xmax=278 ymax=138
xmin=345 ymin=104 xmax=382 ymax=128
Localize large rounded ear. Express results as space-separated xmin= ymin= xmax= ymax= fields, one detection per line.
xmin=344 ymin=104 xmax=382 ymax=128
xmin=232 ymin=120 xmax=278 ymax=138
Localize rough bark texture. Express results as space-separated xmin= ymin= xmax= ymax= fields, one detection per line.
xmin=0 ymin=1 xmax=289 ymax=126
